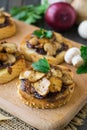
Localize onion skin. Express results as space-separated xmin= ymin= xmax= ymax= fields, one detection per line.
xmin=45 ymin=2 xmax=77 ymax=31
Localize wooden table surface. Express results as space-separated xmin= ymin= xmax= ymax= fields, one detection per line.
xmin=0 ymin=20 xmax=87 ymax=130
xmin=33 ymin=17 xmax=87 ymax=130
xmin=9 ymin=19 xmax=87 ymax=130
xmin=0 ymin=0 xmax=87 ymax=130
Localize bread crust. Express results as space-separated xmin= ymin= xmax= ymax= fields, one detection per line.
xmin=17 ymin=65 xmax=75 ymax=109
xmin=0 ymin=58 xmax=26 ymax=84
xmin=0 ymin=18 xmax=16 ymax=40
xmin=20 ymin=33 xmax=72 ymax=64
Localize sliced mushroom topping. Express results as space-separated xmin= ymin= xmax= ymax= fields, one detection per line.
xmin=19 ymin=70 xmax=45 ymax=82
xmin=7 ymin=66 xmax=12 ymax=74
xmin=0 ymin=16 xmax=5 ymax=24
xmin=55 ymin=33 xmax=63 ymax=43
xmin=28 ymin=71 xmax=45 ymax=82
xmin=50 ymin=34 xmax=56 ymax=42
xmin=46 ymin=71 xmax=52 ymax=79
xmin=56 ymin=51 xmax=66 ymax=64
xmin=0 ymin=53 xmax=8 ymax=61
xmin=2 ymin=43 xmax=17 ymax=53
xmin=38 ymin=38 xmax=47 ymax=45
xmin=33 ymin=78 xmax=50 ymax=96
xmin=44 ymin=43 xmax=57 ymax=56
xmin=62 ymin=72 xmax=73 ymax=85
xmin=51 ymin=68 xmax=62 ymax=78
xmin=29 ymin=37 xmax=38 ymax=46
xmin=19 ymin=71 xmax=31 ymax=80
xmin=54 ymin=42 xmax=62 ymax=50
xmin=19 ymin=70 xmax=34 ymax=80
xmin=5 ymin=54 xmax=16 ymax=64
xmin=0 ymin=45 xmax=3 ymax=52
xmin=49 ymin=77 xmax=62 ymax=92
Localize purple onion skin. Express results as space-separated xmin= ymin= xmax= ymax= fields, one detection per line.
xmin=45 ymin=2 xmax=77 ymax=31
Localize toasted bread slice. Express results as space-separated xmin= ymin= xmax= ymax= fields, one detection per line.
xmin=20 ymin=32 xmax=72 ymax=65
xmin=0 ymin=41 xmax=26 ymax=84
xmin=17 ymin=65 xmax=75 ymax=109
xmin=0 ymin=11 xmax=16 ymax=40
xmin=0 ymin=58 xmax=26 ymax=84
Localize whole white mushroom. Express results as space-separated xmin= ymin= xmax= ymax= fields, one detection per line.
xmin=64 ymin=47 xmax=80 ymax=64
xmin=78 ymin=20 xmax=87 ymax=39
xmin=72 ymin=55 xmax=84 ymax=67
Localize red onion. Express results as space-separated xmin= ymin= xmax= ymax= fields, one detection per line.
xmin=45 ymin=2 xmax=77 ymax=31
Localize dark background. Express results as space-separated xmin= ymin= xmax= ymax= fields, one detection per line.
xmin=0 ymin=0 xmax=87 ymax=130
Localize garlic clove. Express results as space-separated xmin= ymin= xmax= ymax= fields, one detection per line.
xmin=64 ymin=47 xmax=80 ymax=64
xmin=72 ymin=55 xmax=84 ymax=67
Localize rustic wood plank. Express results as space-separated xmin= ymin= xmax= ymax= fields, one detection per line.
xmin=0 ymin=20 xmax=87 ymax=130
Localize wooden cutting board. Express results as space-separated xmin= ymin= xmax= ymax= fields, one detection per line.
xmin=0 ymin=20 xmax=87 ymax=130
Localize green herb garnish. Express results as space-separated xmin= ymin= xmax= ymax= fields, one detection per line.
xmin=10 ymin=0 xmax=49 ymax=24
xmin=76 ymin=64 xmax=87 ymax=74
xmin=77 ymin=46 xmax=87 ymax=74
xmin=80 ymin=46 xmax=87 ymax=62
xmin=32 ymin=58 xmax=50 ymax=73
xmin=33 ymin=29 xmax=53 ymax=38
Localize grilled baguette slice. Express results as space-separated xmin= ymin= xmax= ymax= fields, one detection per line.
xmin=20 ymin=32 xmax=72 ymax=65
xmin=0 ymin=12 xmax=16 ymax=40
xmin=0 ymin=58 xmax=26 ymax=84
xmin=17 ymin=65 xmax=75 ymax=109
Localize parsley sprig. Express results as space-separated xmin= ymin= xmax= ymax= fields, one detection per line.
xmin=10 ymin=0 xmax=49 ymax=24
xmin=32 ymin=58 xmax=50 ymax=73
xmin=77 ymin=46 xmax=87 ymax=74
xmin=33 ymin=29 xmax=53 ymax=38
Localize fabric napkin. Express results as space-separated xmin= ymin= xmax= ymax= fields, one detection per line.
xmin=0 ymin=113 xmax=13 ymax=121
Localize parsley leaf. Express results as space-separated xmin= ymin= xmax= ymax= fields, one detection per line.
xmin=80 ymin=46 xmax=87 ymax=62
xmin=44 ymin=30 xmax=53 ymax=38
xmin=76 ymin=64 xmax=87 ymax=74
xmin=77 ymin=46 xmax=87 ymax=74
xmin=10 ymin=1 xmax=49 ymax=24
xmin=33 ymin=29 xmax=45 ymax=38
xmin=33 ymin=29 xmax=53 ymax=38
xmin=32 ymin=58 xmax=50 ymax=73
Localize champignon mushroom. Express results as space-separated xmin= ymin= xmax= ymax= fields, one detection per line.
xmin=0 ymin=53 xmax=8 ymax=61
xmin=44 ymin=43 xmax=57 ymax=56
xmin=62 ymin=71 xmax=73 ymax=85
xmin=51 ymin=68 xmax=62 ymax=78
xmin=33 ymin=78 xmax=50 ymax=96
xmin=29 ymin=37 xmax=38 ymax=45
xmin=64 ymin=47 xmax=80 ymax=64
xmin=19 ymin=70 xmax=45 ymax=82
xmin=6 ymin=54 xmax=16 ymax=64
xmin=0 ymin=45 xmax=3 ymax=52
xmin=2 ymin=43 xmax=17 ymax=53
xmin=49 ymin=77 xmax=62 ymax=92
xmin=72 ymin=55 xmax=84 ymax=67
